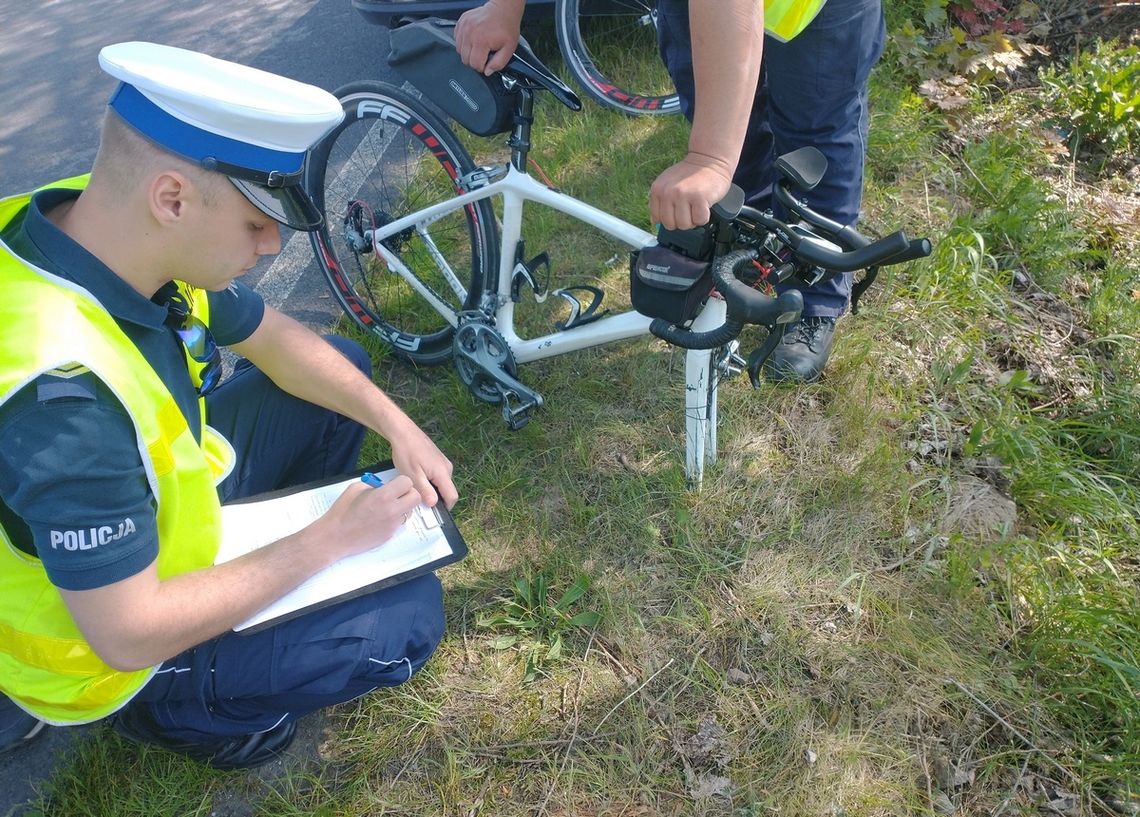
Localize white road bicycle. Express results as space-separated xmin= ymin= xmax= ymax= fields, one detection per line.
xmin=305 ymin=37 xmax=930 ymax=484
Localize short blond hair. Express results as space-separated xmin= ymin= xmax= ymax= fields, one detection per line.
xmin=92 ymin=109 xmax=225 ymax=205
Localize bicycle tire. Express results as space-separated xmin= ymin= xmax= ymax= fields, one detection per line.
xmin=306 ymin=81 xmax=498 ymax=366
xmin=556 ymin=0 xmax=681 ymax=116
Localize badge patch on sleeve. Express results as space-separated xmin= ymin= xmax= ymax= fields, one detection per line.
xmin=36 ymin=365 xmax=97 ymax=403
xmin=48 ymin=518 xmax=137 ymax=551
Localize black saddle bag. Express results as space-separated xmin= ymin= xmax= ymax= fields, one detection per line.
xmin=387 ymin=18 xmax=519 ymax=136
xmin=629 ymin=225 xmax=715 ymax=325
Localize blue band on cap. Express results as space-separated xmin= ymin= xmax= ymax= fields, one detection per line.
xmin=109 ymin=82 xmax=305 ymax=176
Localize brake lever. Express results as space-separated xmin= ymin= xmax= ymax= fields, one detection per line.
xmin=746 ymin=324 xmax=787 ymax=388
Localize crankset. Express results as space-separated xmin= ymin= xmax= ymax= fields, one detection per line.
xmin=452 ymin=316 xmax=544 ymax=431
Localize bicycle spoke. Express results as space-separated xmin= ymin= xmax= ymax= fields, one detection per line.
xmin=307 ymin=83 xmax=495 ymax=365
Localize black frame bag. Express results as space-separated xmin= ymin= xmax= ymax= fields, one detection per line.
xmin=629 ymin=224 xmax=716 ymax=324
xmin=387 ymin=18 xmax=520 ymax=137
xmin=629 ymin=245 xmax=714 ymax=325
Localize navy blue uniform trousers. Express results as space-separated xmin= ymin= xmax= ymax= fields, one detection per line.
xmin=657 ymin=0 xmax=886 ymax=317
xmin=123 ymin=336 xmax=445 ymax=742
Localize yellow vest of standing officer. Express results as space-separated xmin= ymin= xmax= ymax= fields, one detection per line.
xmin=0 ymin=177 xmax=230 ymax=725
xmin=765 ymin=0 xmax=827 ymax=41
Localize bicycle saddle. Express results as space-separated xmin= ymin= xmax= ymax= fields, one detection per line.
xmin=501 ymin=40 xmax=582 ymax=112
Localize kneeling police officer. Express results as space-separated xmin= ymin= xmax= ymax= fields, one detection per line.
xmin=0 ymin=42 xmax=458 ymax=769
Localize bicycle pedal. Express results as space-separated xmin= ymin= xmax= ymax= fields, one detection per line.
xmin=553 ymin=285 xmax=607 ymax=330
xmin=499 ymin=390 xmax=534 ymax=431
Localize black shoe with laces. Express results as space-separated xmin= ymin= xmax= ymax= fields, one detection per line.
xmin=112 ymin=704 xmax=297 ymax=770
xmin=762 ymin=316 xmax=838 ymax=384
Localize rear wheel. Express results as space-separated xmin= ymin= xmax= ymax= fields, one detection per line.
xmin=306 ymin=81 xmax=498 ymax=366
xmin=556 ymin=0 xmax=681 ymax=116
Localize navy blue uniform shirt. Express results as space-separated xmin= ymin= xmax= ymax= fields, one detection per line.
xmin=0 ymin=187 xmax=264 ymax=590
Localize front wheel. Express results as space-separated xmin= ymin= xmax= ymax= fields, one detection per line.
xmin=555 ymin=0 xmax=681 ymax=117
xmin=306 ymin=81 xmax=499 ymax=366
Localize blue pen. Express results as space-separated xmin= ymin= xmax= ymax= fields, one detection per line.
xmin=360 ymin=472 xmax=384 ymax=488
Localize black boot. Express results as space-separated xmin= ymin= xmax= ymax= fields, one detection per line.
xmin=762 ymin=316 xmax=838 ymax=384
xmin=113 ymin=704 xmax=297 ymax=770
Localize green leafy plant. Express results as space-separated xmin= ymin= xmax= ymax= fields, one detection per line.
xmin=477 ymin=572 xmax=602 ymax=682
xmin=887 ymin=0 xmax=1049 ymax=84
xmin=1039 ymin=38 xmax=1140 ymax=160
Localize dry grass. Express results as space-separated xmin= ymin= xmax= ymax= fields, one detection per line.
xmin=29 ymin=25 xmax=1139 ymax=817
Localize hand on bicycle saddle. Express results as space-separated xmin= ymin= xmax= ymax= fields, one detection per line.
xmin=456 ymin=0 xmax=525 ymax=75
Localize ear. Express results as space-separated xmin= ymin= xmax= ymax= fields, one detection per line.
xmin=148 ymin=170 xmax=191 ymax=225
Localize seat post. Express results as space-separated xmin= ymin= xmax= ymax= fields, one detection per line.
xmin=508 ymin=88 xmax=535 ymax=173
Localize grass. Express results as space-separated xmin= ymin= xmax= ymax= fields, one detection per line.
xmin=25 ymin=22 xmax=1140 ymax=817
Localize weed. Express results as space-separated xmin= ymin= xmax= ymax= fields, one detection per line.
xmin=1039 ymin=38 xmax=1140 ymax=163
xmin=477 ymin=572 xmax=602 ymax=683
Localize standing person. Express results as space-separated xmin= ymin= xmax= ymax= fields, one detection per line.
xmin=455 ymin=0 xmax=885 ymax=383
xmin=0 ymin=42 xmax=458 ymax=769
xmin=656 ymin=0 xmax=885 ymax=383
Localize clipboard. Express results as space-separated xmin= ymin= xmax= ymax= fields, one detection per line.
xmin=215 ymin=462 xmax=467 ymax=634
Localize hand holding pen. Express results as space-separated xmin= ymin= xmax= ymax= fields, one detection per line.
xmin=310 ymin=472 xmax=421 ymax=559
xmin=361 ymin=472 xmax=411 ymax=526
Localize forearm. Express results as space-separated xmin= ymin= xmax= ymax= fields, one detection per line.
xmin=64 ymin=476 xmax=423 ymax=670
xmin=63 ymin=525 xmax=336 ymax=670
xmin=231 ymin=308 xmax=457 ymax=507
xmin=687 ymin=0 xmax=763 ymax=176
xmin=231 ymin=308 xmax=417 ymax=442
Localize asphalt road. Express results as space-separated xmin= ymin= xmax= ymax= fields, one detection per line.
xmin=0 ymin=2 xmax=394 ymax=813
xmin=0 ymin=0 xmax=400 ymax=326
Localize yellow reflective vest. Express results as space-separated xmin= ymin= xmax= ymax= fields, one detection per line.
xmin=765 ymin=0 xmax=827 ymax=41
xmin=0 ymin=177 xmax=230 ymax=724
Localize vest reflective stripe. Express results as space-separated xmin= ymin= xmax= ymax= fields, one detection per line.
xmin=0 ymin=620 xmax=107 ymax=676
xmin=0 ymin=179 xmax=228 ymax=724
xmin=147 ymin=397 xmax=186 ymax=477
xmin=765 ymin=0 xmax=826 ymax=41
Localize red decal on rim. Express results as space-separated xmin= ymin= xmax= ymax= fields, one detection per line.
xmin=319 ymin=235 xmax=374 ymax=326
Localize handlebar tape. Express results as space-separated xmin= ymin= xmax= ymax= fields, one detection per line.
xmin=649 ymin=315 xmax=746 ymax=349
xmin=713 ymin=249 xmax=805 ymax=326
xmin=647 ymin=249 xmax=804 ymax=350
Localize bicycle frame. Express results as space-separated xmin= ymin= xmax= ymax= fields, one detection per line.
xmin=367 ymin=161 xmax=730 ymax=485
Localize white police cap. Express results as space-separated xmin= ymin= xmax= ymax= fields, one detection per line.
xmin=98 ymin=41 xmax=344 ymax=231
